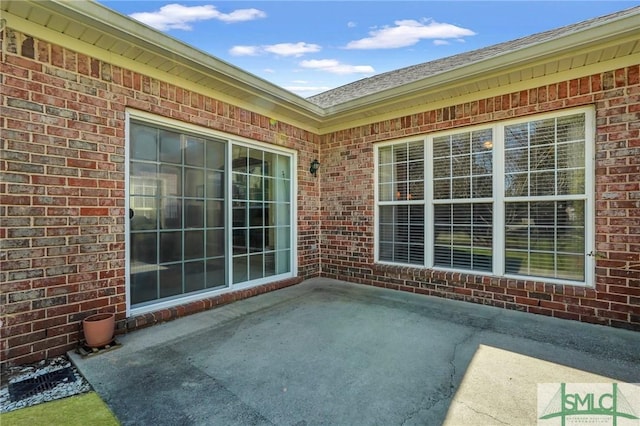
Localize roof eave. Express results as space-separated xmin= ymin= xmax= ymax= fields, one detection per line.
xmin=319 ymin=9 xmax=640 ymax=119
xmin=36 ymin=0 xmax=327 ymax=127
xmin=3 ymin=1 xmax=639 ymax=134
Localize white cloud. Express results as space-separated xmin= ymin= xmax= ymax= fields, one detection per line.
xmin=219 ymin=9 xmax=267 ymax=23
xmin=229 ymin=45 xmax=261 ymax=56
xmin=433 ymin=39 xmax=450 ymax=46
xmin=230 ymin=42 xmax=321 ymax=57
xmin=129 ymin=4 xmax=266 ymax=31
xmin=347 ymin=21 xmax=357 ymax=28
xmin=263 ymin=68 xmax=276 ymax=74
xmin=345 ymin=18 xmax=475 ymax=49
xmin=299 ymin=59 xmax=375 ymax=75
xmin=264 ymin=42 xmax=321 ymax=57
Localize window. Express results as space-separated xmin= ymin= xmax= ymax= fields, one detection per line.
xmin=375 ymin=108 xmax=593 ymax=285
xmin=128 ymin=118 xmax=294 ymax=310
xmin=503 ymin=114 xmax=587 ymax=281
xmin=378 ymin=141 xmax=424 ymax=264
xmin=433 ymin=129 xmax=493 ymax=272
xmin=231 ymin=145 xmax=291 ymax=284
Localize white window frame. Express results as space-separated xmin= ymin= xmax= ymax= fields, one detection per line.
xmin=374 ymin=106 xmax=595 ymax=287
xmin=430 ymin=128 xmax=495 ymax=272
xmin=375 ymin=140 xmax=426 ymax=265
xmin=125 ymin=110 xmax=297 ymax=317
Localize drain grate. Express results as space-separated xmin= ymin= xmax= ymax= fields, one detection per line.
xmin=8 ymin=367 xmax=76 ymax=402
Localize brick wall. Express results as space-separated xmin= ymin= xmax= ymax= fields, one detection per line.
xmin=1 ymin=24 xmax=637 ymax=368
xmin=319 ymin=66 xmax=640 ymax=331
xmin=1 ymin=29 xmax=320 ymax=366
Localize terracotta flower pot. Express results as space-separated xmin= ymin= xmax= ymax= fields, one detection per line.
xmin=82 ymin=313 xmax=115 ymax=348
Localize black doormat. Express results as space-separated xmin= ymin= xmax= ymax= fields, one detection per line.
xmin=8 ymin=367 xmax=76 ymax=402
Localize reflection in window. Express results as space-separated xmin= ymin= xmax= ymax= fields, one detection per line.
xmin=378 ymin=141 xmax=424 ymax=265
xmin=379 ymin=205 xmax=424 ymax=264
xmin=232 ymin=146 xmax=291 ymax=283
xmin=434 ymin=203 xmax=492 ymax=271
xmin=375 ymin=108 xmax=591 ymax=284
xmin=129 ymin=121 xmax=293 ymax=308
xmin=378 ymin=141 xmax=424 ymax=202
xmin=432 ymin=130 xmax=493 ymax=272
xmin=504 ymin=113 xmax=586 ymax=281
xmin=505 ymin=114 xmax=585 ymax=198
xmin=505 ymin=201 xmax=585 ymax=280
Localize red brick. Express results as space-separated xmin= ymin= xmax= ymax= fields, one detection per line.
xmin=8 ymin=330 xmax=46 ymax=347
xmin=540 ymin=300 xmax=566 ymax=311
xmin=32 ymin=316 xmax=67 ymax=331
xmin=608 ymin=285 xmax=640 ymax=296
xmin=610 ymin=303 xmax=640 ymax=315
xmin=553 ymin=311 xmax=580 ymax=321
xmin=46 ymin=303 xmax=81 ymax=317
xmin=2 ymin=29 xmax=639 ymax=368
xmin=580 ymin=298 xmax=610 ymax=309
xmin=2 ymin=323 xmax=32 ymax=339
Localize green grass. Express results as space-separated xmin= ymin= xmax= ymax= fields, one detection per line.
xmin=437 ymin=231 xmax=584 ymax=278
xmin=0 ymin=392 xmax=119 ymax=426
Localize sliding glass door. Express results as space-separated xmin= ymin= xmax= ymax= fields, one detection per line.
xmin=128 ymin=119 xmax=294 ymax=310
xmin=230 ymin=146 xmax=291 ymax=284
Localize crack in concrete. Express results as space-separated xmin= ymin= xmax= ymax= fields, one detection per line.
xmin=448 ymin=331 xmax=472 ymax=392
xmin=399 ymin=391 xmax=446 ymax=426
xmin=448 ymin=310 xmax=503 ymax=394
xmin=400 ymin=330 xmax=475 ymax=425
xmin=455 ymin=401 xmax=510 ymax=425
xmin=400 ymin=311 xmax=502 ymax=425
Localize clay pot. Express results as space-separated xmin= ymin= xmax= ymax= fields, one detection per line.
xmin=82 ymin=313 xmax=115 ymax=348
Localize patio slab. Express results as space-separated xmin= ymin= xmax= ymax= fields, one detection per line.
xmin=69 ymin=278 xmax=640 ymax=425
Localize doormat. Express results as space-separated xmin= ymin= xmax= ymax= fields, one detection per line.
xmin=8 ymin=367 xmax=76 ymax=403
xmin=76 ymin=339 xmax=122 ymax=358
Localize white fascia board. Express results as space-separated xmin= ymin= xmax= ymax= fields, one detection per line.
xmin=323 ymin=11 xmax=640 ymax=116
xmin=40 ymin=0 xmax=325 ymax=118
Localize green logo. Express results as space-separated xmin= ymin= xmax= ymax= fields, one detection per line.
xmin=539 ymin=383 xmax=639 ymax=425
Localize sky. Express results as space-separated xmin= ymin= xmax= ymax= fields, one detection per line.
xmin=98 ymin=1 xmax=639 ymax=98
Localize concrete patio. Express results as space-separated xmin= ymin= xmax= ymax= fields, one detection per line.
xmin=69 ymin=278 xmax=640 ymax=425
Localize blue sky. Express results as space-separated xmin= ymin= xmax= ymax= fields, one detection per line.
xmin=98 ymin=1 xmax=639 ymax=97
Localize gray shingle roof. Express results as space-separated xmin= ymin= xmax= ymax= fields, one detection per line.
xmin=306 ymin=6 xmax=640 ymax=109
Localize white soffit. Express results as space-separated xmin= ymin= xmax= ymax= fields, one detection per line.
xmin=1 ymin=1 xmax=639 ymax=134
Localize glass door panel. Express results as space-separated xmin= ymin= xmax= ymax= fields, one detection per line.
xmin=129 ymin=121 xmax=293 ymax=308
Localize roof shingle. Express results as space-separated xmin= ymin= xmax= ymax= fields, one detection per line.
xmin=306 ymin=6 xmax=640 ymax=109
